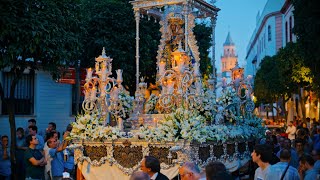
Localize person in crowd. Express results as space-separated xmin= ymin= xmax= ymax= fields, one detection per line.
xmin=45 ymin=131 xmax=60 ymax=146
xmin=25 ymin=119 xmax=37 ymax=136
xmin=298 ymin=154 xmax=318 ymax=180
xmin=179 ymin=162 xmax=201 ymax=180
xmin=296 ymin=129 xmax=313 ymax=153
xmin=251 ymin=144 xmax=272 ymax=180
xmin=16 ymin=128 xmax=27 ymax=179
xmin=25 ymin=134 xmax=47 ymax=180
xmin=266 ymin=149 xmax=299 ymax=180
xmin=276 ymin=138 xmax=299 ymax=168
xmin=295 ymin=138 xmax=305 ymax=159
xmin=47 ymin=122 xmax=56 ymax=133
xmin=62 ymin=124 xmax=75 ymax=179
xmin=205 ymin=161 xmax=233 ymax=180
xmin=0 ymin=135 xmax=11 ymax=180
xmin=29 ymin=125 xmax=45 ymax=151
xmin=140 ymin=156 xmax=169 ymax=180
xmin=301 ymin=122 xmax=310 ymax=135
xmin=286 ymin=121 xmax=297 ymax=142
xmin=44 ymin=138 xmax=54 ymax=180
xmin=311 ymin=149 xmax=320 ymax=171
xmin=313 ymin=126 xmax=320 ymax=151
xmin=49 ymin=131 xmax=70 ymax=180
xmin=130 ymin=171 xmax=150 ymax=180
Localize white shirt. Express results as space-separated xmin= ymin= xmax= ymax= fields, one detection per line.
xmin=254 ymin=165 xmax=270 ymax=180
xmin=286 ymin=126 xmax=296 ymax=140
xmin=150 ymin=172 xmax=158 ymax=180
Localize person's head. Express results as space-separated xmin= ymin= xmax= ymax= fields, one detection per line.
xmin=288 ymin=121 xmax=293 ymax=126
xmin=205 ymin=161 xmax=227 ymax=180
xmin=279 ymin=149 xmax=291 ymax=162
xmin=311 ymin=149 xmax=320 ymax=161
xmin=66 ymin=124 xmax=72 ymax=132
xmin=130 ymin=171 xmax=150 ymax=180
xmin=302 ymin=122 xmax=307 ymax=128
xmin=251 ymin=144 xmax=272 ymax=164
xmin=28 ymin=125 xmax=38 ymax=135
xmin=179 ymin=162 xmax=201 ymax=180
xmin=28 ymin=119 xmax=36 ymax=126
xmin=207 ymin=172 xmax=233 ymax=180
xmin=47 ymin=122 xmax=56 ymax=132
xmin=140 ymin=156 xmax=160 ymax=176
xmin=283 ymin=138 xmax=291 ymax=149
xmin=295 ymin=139 xmax=304 ymax=152
xmin=47 ymin=138 xmax=58 ymax=149
xmin=299 ymin=154 xmax=315 ymax=171
xmin=26 ymin=135 xmax=39 ymax=147
xmin=1 ymin=135 xmax=9 ymax=147
xmin=45 ymin=131 xmax=60 ymax=142
xmin=275 ymin=128 xmax=281 ymax=135
xmin=16 ymin=127 xmax=25 ymax=139
xmin=278 ymin=136 xmax=285 ymax=148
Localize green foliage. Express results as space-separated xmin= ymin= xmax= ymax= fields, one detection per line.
xmin=194 ymin=23 xmax=213 ymax=77
xmin=0 ymin=0 xmax=84 ymax=74
xmin=293 ymin=0 xmax=320 ymax=97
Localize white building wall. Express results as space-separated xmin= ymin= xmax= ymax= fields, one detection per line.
xmin=245 ymin=0 xmax=285 ymax=77
xmin=0 ymin=71 xmax=74 ymax=139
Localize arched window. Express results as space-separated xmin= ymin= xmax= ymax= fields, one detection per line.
xmin=268 ymin=25 xmax=271 ymax=41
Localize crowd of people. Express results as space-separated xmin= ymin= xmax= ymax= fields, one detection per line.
xmin=252 ymin=116 xmax=320 ymax=180
xmin=130 ymin=156 xmax=233 ymax=180
xmin=0 ymin=119 xmax=74 ymax=180
xmin=1 ymin=116 xmax=320 ymax=180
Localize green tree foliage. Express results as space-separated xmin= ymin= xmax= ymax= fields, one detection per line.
xmin=0 ymin=0 xmax=84 ymax=175
xmin=293 ymin=0 xmax=320 ymax=96
xmin=254 ymin=56 xmax=281 ymax=104
xmin=194 ymin=23 xmax=213 ymax=77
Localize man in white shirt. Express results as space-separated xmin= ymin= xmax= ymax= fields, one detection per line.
xmin=286 ymin=121 xmax=296 ymax=141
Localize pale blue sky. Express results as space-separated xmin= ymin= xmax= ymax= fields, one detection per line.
xmin=214 ymin=0 xmax=267 ymax=72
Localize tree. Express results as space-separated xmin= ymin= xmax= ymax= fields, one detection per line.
xmin=276 ymin=42 xmax=313 ymax=120
xmin=0 ymin=0 xmax=84 ymax=176
xmin=194 ymin=23 xmax=213 ymax=78
xmin=293 ymin=0 xmax=320 ymax=97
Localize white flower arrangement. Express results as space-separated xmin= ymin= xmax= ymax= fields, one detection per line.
xmin=144 ymin=94 xmax=159 ymax=114
xmin=70 ymin=111 xmax=122 ymax=141
xmin=109 ymin=90 xmax=134 ymax=119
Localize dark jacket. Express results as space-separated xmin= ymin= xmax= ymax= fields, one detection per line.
xmin=155 ymin=172 xmax=169 ymax=180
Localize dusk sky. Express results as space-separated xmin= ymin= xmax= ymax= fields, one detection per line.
xmin=214 ymin=0 xmax=267 ymax=73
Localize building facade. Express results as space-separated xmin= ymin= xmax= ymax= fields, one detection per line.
xmin=245 ymin=0 xmax=285 ymax=77
xmin=221 ymin=32 xmax=238 ymax=78
xmin=0 ymin=70 xmax=75 ymax=138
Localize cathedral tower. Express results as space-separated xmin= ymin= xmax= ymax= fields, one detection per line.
xmin=221 ymin=32 xmax=238 ymax=78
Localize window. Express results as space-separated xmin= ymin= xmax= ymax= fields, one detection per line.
xmin=268 ymin=25 xmax=271 ymax=41
xmin=1 ymin=72 xmax=34 ymax=115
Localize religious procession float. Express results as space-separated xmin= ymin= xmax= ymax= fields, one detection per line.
xmin=69 ymin=0 xmax=265 ymax=179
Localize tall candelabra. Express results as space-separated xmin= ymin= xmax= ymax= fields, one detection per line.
xmin=82 ymin=48 xmax=125 ymax=126
xmin=157 ymin=43 xmax=203 ymax=112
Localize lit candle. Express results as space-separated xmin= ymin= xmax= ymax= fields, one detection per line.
xmin=86 ymin=68 xmax=93 ymax=79
xmin=116 ymin=69 xmax=123 ymax=82
xmin=153 ymin=118 xmax=158 ymax=128
xmin=167 ymin=79 xmax=174 ymax=93
xmin=91 ymin=86 xmax=96 ymax=100
xmin=95 ymin=62 xmax=99 ymax=72
xmin=159 ymin=61 xmax=165 ymax=75
xmin=101 ymin=67 xmax=107 ymax=81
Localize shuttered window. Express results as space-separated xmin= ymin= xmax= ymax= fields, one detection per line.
xmin=1 ymin=72 xmax=34 ymax=115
